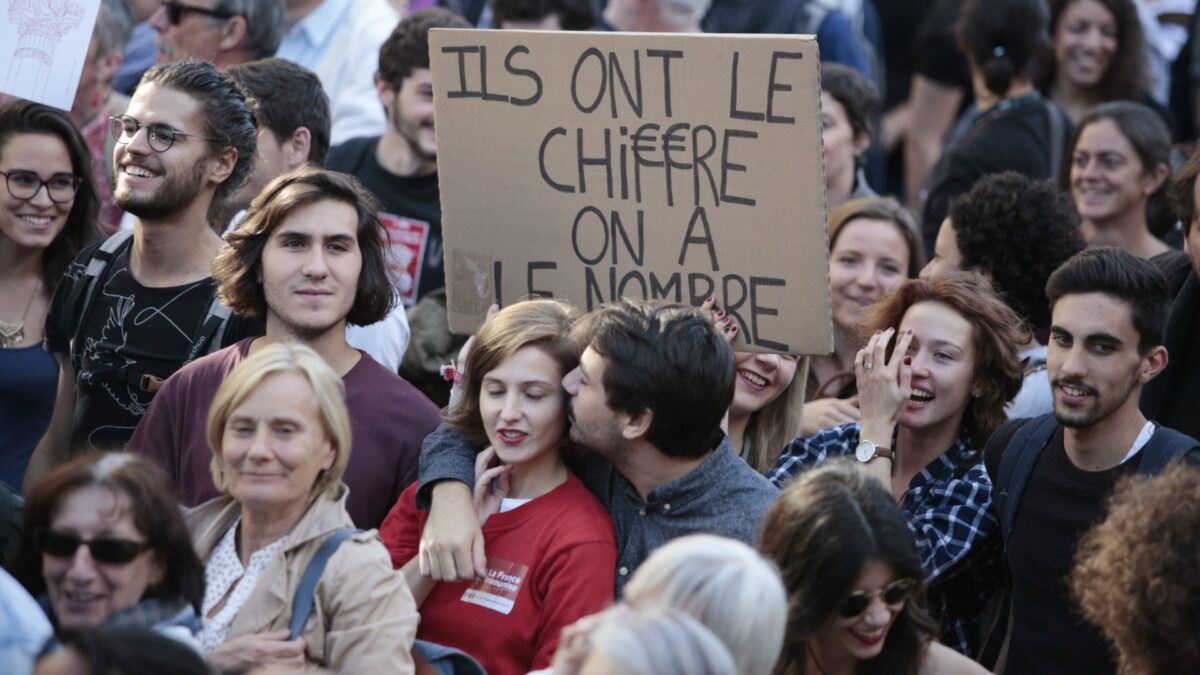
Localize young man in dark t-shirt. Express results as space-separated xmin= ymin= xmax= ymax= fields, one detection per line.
xmin=128 ymin=168 xmax=441 ymax=528
xmin=984 ymin=248 xmax=1200 ymax=674
xmin=28 ymin=59 xmax=262 ymax=487
xmin=324 ymin=9 xmax=469 ymax=307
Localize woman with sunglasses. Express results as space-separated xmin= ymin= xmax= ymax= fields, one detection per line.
xmin=760 ymin=460 xmax=988 ymax=675
xmin=0 ymin=100 xmax=99 ymax=491
xmin=6 ymin=452 xmax=205 ymax=652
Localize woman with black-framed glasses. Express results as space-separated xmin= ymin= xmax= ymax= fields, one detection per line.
xmin=759 ymin=461 xmax=988 ymax=675
xmin=6 ymin=452 xmax=206 ymax=653
xmin=0 ymin=100 xmax=99 ymax=492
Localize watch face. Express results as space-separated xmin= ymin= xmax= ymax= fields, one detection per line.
xmin=855 ymin=441 xmax=874 ymax=462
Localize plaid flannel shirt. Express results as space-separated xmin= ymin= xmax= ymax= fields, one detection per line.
xmin=768 ymin=422 xmax=998 ymax=655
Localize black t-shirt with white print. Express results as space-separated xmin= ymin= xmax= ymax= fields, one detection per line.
xmin=44 ymin=239 xmax=261 ymax=452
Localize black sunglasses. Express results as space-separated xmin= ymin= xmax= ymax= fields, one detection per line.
xmin=838 ymin=578 xmax=918 ymax=619
xmin=36 ymin=529 xmax=150 ymax=565
xmin=163 ymin=0 xmax=237 ymax=25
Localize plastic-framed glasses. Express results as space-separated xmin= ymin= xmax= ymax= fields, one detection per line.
xmin=36 ymin=529 xmax=151 ymax=565
xmin=0 ymin=170 xmax=82 ymax=203
xmin=162 ymin=0 xmax=237 ymax=25
xmin=109 ymin=115 xmax=217 ymax=153
xmin=837 ymin=578 xmax=918 ymax=619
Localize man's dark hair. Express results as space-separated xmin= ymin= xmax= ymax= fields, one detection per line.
xmin=1046 ymin=247 xmax=1170 ymax=354
xmin=225 ymin=58 xmax=331 ymax=166
xmin=214 ymin=166 xmax=395 ymax=326
xmin=138 ymin=58 xmax=257 ymax=202
xmin=490 ymin=0 xmax=598 ymax=30
xmin=820 ymin=62 xmax=880 ymax=140
xmin=378 ymin=8 xmax=471 ymax=88
xmin=949 ymin=171 xmax=1085 ymax=330
xmin=956 ymin=0 xmax=1049 ymax=97
xmin=573 ymin=300 xmax=735 ymax=459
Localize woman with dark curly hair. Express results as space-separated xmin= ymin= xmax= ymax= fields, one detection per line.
xmin=922 ymin=171 xmax=1086 ymax=417
xmin=1040 ymin=0 xmax=1156 ymax=126
xmin=760 ymin=460 xmax=987 ymax=675
xmin=769 ymin=274 xmax=1026 ymax=657
xmin=1071 ymin=461 xmax=1200 ymax=675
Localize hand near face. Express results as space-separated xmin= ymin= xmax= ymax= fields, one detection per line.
xmin=207 ymin=630 xmax=306 ymax=672
xmin=473 ymin=446 xmax=511 ymax=527
xmin=855 ymin=328 xmax=915 ymax=440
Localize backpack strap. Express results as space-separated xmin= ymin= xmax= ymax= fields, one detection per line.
xmin=1136 ymin=426 xmax=1200 ymax=475
xmin=289 ymin=528 xmax=363 ymax=640
xmin=66 ymin=229 xmax=234 ymax=392
xmin=65 ymin=230 xmax=135 ymax=373
xmin=993 ymin=414 xmax=1059 ymax=542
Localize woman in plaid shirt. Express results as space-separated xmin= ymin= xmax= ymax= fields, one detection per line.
xmin=769 ymin=274 xmax=1026 ymax=658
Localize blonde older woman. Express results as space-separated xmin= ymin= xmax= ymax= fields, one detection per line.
xmin=185 ymin=343 xmax=418 ymax=674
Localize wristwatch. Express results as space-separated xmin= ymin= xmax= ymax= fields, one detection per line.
xmin=855 ymin=440 xmax=895 ymax=464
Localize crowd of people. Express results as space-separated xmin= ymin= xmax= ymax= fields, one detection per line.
xmin=3 ymin=0 xmax=1200 ymax=674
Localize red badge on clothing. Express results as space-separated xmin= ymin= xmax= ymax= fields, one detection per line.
xmin=462 ymin=557 xmax=529 ymax=615
xmin=378 ymin=212 xmax=430 ymax=306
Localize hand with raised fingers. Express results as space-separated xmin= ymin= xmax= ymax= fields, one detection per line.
xmin=472 ymin=446 xmax=512 ymax=527
xmin=854 ymin=328 xmax=915 ymax=443
xmin=698 ymin=295 xmax=738 ymax=344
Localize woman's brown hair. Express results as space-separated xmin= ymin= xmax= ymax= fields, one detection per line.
xmin=443 ymin=298 xmax=581 ymax=445
xmin=760 ymin=460 xmax=937 ymax=675
xmin=862 ymin=273 xmax=1027 ymax=441
xmin=828 ymin=197 xmax=925 ymax=279
xmin=8 ymin=452 xmax=205 ymax=614
xmin=1071 ymin=462 xmax=1200 ymax=675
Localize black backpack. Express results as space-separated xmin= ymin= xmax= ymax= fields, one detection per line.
xmin=59 ymin=230 xmax=231 ymax=393
xmin=991 ymin=413 xmax=1200 ymax=541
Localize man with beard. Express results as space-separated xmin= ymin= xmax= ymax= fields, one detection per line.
xmin=324 ymin=8 xmax=470 ymax=309
xmin=404 ymin=300 xmax=778 ymax=594
xmin=128 ymin=167 xmax=440 ymax=528
xmin=27 ymin=59 xmax=262 ymax=487
xmin=982 ymin=247 xmax=1200 ymax=674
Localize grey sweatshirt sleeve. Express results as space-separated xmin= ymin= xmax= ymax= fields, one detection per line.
xmin=414 ymin=423 xmax=477 ymax=510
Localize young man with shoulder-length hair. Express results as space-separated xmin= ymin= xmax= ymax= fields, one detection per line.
xmin=129 ymin=167 xmax=440 ymax=528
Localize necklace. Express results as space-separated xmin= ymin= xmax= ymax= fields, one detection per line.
xmin=0 ymin=278 xmax=41 ymax=348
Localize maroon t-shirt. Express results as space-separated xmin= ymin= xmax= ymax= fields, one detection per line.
xmin=128 ymin=338 xmax=441 ymax=528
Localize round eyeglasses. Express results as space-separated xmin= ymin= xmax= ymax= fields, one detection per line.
xmin=0 ymin=169 xmax=82 ymax=203
xmin=109 ymin=114 xmax=218 ymax=153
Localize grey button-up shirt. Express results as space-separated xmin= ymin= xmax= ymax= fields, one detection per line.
xmin=416 ymin=424 xmax=778 ymax=595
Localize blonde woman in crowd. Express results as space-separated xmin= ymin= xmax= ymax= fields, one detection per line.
xmin=186 ymin=343 xmax=418 ymax=673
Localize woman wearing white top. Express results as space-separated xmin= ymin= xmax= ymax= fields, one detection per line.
xmin=185 ymin=343 xmax=418 ymax=674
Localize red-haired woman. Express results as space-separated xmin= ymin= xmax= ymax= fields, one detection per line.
xmin=768 ymin=274 xmax=1025 ymax=658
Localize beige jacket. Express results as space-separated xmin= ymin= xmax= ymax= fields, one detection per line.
xmin=186 ymin=485 xmax=417 ymax=674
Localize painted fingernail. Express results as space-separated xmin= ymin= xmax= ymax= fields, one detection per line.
xmin=903 ymin=357 xmax=912 ymax=365
xmin=906 ymin=329 xmax=912 ymax=335
xmin=875 ymin=330 xmax=881 ymax=335
xmin=717 ymin=310 xmax=725 ymax=317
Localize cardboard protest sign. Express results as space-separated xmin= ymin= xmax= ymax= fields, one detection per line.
xmin=1 ymin=0 xmax=102 ymax=110
xmin=431 ymin=29 xmax=832 ymax=354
